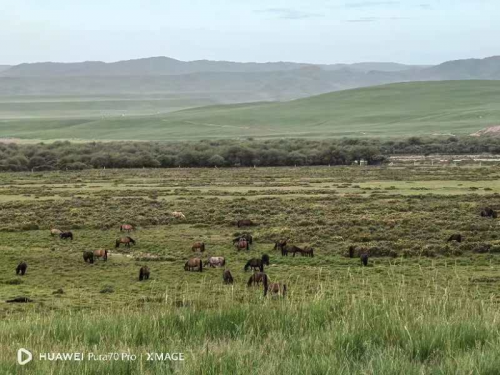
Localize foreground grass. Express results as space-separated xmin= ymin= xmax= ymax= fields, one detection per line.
xmin=1 ymin=285 xmax=499 ymax=374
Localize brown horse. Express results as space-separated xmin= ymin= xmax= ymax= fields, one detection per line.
xmin=184 ymin=258 xmax=203 ymax=272
xmin=235 ymin=239 xmax=250 ymax=251
xmin=50 ymin=228 xmax=62 ymax=236
xmin=192 ymin=242 xmax=206 ymax=252
xmin=300 ymin=246 xmax=314 ymax=257
xmin=237 ymin=219 xmax=255 ymax=228
xmin=94 ymin=249 xmax=108 ymax=261
xmin=16 ymin=262 xmax=27 ymax=275
xmin=139 ymin=266 xmax=150 ymax=281
xmin=120 ymin=224 xmax=134 ymax=232
xmin=233 ymin=233 xmax=253 ymax=245
xmin=247 ymin=272 xmax=268 ymax=287
xmin=83 ymin=251 xmax=94 ymax=264
xmin=223 ymin=269 xmax=234 ymax=284
xmin=116 ymin=237 xmax=136 ymax=248
xmin=265 ymin=282 xmax=287 ymax=297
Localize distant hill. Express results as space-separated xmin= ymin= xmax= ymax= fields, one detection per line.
xmin=419 ymin=56 xmax=500 ymax=80
xmin=0 ymin=65 xmax=11 ymax=73
xmin=0 ymin=55 xmax=499 ymax=120
xmin=0 ymin=56 xmax=424 ymax=77
xmin=1 ymin=81 xmax=499 ymax=141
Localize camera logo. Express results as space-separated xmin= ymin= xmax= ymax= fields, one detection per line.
xmin=17 ymin=348 xmax=33 ymax=365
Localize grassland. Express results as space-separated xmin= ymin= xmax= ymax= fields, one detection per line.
xmin=1 ymin=81 xmax=500 ymax=141
xmin=1 ymin=165 xmax=500 ymax=373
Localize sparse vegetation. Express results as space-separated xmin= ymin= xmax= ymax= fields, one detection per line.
xmin=1 ymin=165 xmax=500 ymax=373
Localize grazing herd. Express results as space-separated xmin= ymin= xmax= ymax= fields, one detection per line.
xmin=12 ymin=207 xmax=497 ymax=300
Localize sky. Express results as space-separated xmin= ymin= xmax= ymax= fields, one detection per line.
xmin=0 ymin=0 xmax=499 ymax=66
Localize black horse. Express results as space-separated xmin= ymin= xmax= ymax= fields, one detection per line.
xmin=481 ymin=207 xmax=498 ymax=218
xmin=244 ymin=254 xmax=270 ymax=272
xmin=282 ymin=245 xmax=302 ymax=257
xmin=83 ymin=251 xmax=94 ymax=264
xmin=360 ymin=253 xmax=369 ymax=266
xmin=448 ymin=233 xmax=462 ymax=243
xmin=273 ymin=239 xmax=288 ymax=252
xmin=139 ymin=266 xmax=150 ymax=281
xmin=60 ymin=231 xmax=73 ymax=240
xmin=16 ymin=262 xmax=27 ymax=275
xmin=349 ymin=245 xmax=356 ymax=258
xmin=223 ymin=269 xmax=234 ymax=284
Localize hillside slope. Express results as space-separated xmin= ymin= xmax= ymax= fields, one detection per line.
xmin=1 ymin=81 xmax=500 ymax=141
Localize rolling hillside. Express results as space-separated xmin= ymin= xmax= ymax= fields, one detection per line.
xmin=1 ymin=81 xmax=499 ymax=141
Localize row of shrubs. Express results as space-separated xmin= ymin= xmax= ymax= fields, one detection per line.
xmin=1 ymin=136 xmax=500 ymax=171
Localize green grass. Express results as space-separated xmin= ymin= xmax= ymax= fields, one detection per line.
xmin=2 ymin=165 xmax=500 ymax=373
xmin=1 ymin=81 xmax=500 ymax=141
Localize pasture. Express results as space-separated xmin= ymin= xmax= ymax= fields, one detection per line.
xmin=1 ymin=165 xmax=500 ymax=374
xmin=2 ymin=81 xmax=500 ymax=141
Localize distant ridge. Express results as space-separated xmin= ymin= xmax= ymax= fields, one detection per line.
xmin=0 ymin=56 xmax=426 ymax=77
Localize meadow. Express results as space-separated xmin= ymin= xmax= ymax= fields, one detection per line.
xmin=2 ymin=81 xmax=500 ymax=141
xmin=1 ymin=165 xmax=500 ymax=374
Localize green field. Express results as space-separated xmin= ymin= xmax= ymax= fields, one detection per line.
xmin=1 ymin=81 xmax=500 ymax=141
xmin=2 ymin=165 xmax=500 ymax=374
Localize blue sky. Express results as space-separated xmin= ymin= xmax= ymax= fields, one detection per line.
xmin=0 ymin=0 xmax=499 ymax=65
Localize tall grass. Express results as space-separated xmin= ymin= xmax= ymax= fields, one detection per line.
xmin=1 ymin=281 xmax=499 ymax=374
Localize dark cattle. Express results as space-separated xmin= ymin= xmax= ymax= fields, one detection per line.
xmin=244 ymin=254 xmax=270 ymax=272
xmin=264 ymin=282 xmax=287 ymax=297
xmin=360 ymin=253 xmax=369 ymax=266
xmin=83 ymin=251 xmax=94 ymax=264
xmin=139 ymin=266 xmax=150 ymax=281
xmin=448 ymin=234 xmax=462 ymax=243
xmin=237 ymin=219 xmax=254 ymax=228
xmin=349 ymin=246 xmax=356 ymax=258
xmin=247 ymin=272 xmax=268 ymax=287
xmin=184 ymin=258 xmax=203 ymax=272
xmin=59 ymin=231 xmax=73 ymax=240
xmin=223 ymin=270 xmax=234 ymax=284
xmin=16 ymin=262 xmax=27 ymax=276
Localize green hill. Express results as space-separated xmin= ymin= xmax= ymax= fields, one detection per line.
xmin=2 ymin=81 xmax=500 ymax=141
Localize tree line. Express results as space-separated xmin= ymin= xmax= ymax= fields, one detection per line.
xmin=1 ymin=136 xmax=500 ymax=171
